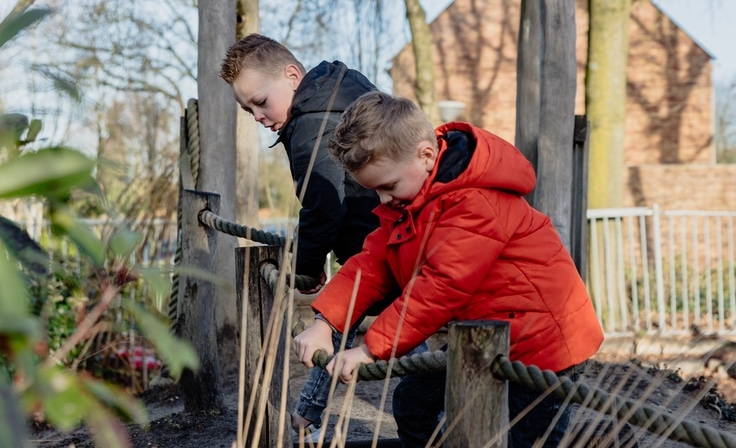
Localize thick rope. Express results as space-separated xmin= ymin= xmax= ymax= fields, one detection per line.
xmin=491 ymin=357 xmax=736 ymax=448
xmin=260 ymin=261 xmax=736 ymax=448
xmin=199 ymin=210 xmax=286 ymax=246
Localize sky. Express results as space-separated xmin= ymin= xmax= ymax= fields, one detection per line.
xmin=654 ymin=0 xmax=736 ymax=84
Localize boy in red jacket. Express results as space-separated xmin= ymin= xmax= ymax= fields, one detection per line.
xmin=293 ymin=91 xmax=604 ymax=447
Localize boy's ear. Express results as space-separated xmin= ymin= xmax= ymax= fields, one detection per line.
xmin=284 ymin=64 xmax=303 ymax=90
xmin=419 ymin=142 xmax=438 ymax=171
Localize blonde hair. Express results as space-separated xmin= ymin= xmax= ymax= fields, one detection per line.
xmin=329 ymin=92 xmax=436 ymax=172
xmin=220 ymin=33 xmax=306 ymax=84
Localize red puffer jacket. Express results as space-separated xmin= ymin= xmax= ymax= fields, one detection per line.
xmin=313 ymin=122 xmax=603 ymax=372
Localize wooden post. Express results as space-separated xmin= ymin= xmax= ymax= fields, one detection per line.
xmin=570 ymin=115 xmax=590 ymax=281
xmin=516 ymin=0 xmax=577 ymax=251
xmin=515 ymin=0 xmax=541 ymax=189
xmin=178 ymin=189 xmax=224 ymax=411
xmin=235 ymin=246 xmax=290 ymax=448
xmin=197 ymin=0 xmax=240 ymax=374
xmin=445 ymin=320 xmax=509 ymax=448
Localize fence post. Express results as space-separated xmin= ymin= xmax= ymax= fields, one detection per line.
xmin=178 ymin=189 xmax=224 ymax=411
xmin=235 ymin=246 xmax=290 ymax=448
xmin=446 ymin=320 xmax=509 ymax=448
xmin=571 ymin=115 xmax=589 ymax=281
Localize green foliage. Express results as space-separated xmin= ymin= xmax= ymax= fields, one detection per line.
xmin=0 ymin=4 xmax=198 ymax=447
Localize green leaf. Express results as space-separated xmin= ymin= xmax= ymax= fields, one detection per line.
xmin=25 ymin=119 xmax=42 ymax=142
xmin=0 ymin=113 xmax=28 ymax=145
xmin=0 ymin=215 xmax=47 ymax=275
xmin=108 ymin=229 xmax=143 ymax=259
xmin=0 ymin=7 xmax=52 ymax=48
xmin=0 ymin=382 xmax=30 ymax=448
xmin=0 ymin=240 xmax=31 ymax=318
xmin=0 ymin=147 xmax=96 ymax=200
xmin=137 ymin=267 xmax=172 ymax=298
xmin=125 ymin=302 xmax=199 ymax=380
xmin=50 ymin=207 xmax=105 ymax=265
xmin=40 ymin=367 xmax=90 ymax=432
xmin=85 ymin=380 xmax=148 ymax=425
xmin=85 ymin=402 xmax=132 ymax=448
xmin=38 ymin=67 xmax=82 ymax=103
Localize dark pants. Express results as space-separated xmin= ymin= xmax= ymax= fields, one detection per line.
xmin=392 ymin=362 xmax=583 ymax=447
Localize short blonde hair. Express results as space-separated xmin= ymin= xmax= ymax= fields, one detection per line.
xmin=220 ymin=33 xmax=306 ymax=84
xmin=329 ymin=92 xmax=436 ymax=172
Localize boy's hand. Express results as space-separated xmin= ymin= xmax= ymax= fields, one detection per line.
xmin=327 ymin=344 xmax=376 ymax=383
xmin=293 ymin=318 xmax=334 ymax=368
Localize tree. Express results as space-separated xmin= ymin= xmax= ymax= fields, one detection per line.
xmin=235 ymin=0 xmax=260 ymax=228
xmin=585 ymin=0 xmax=632 ymax=209
xmin=404 ymin=0 xmax=440 ymax=125
xmin=715 ymin=80 xmax=736 ymax=163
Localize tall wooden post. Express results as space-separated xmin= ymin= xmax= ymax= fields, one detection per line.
xmin=235 ymin=246 xmax=290 ymax=448
xmin=198 ymin=0 xmax=240 ymax=373
xmin=179 ymin=189 xmax=224 ymax=411
xmin=445 ymin=321 xmax=509 ymax=448
xmin=516 ymin=0 xmax=577 ymax=250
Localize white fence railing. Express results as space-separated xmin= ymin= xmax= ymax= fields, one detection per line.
xmin=587 ymin=205 xmax=736 ymax=337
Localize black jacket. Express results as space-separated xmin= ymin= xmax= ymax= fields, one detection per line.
xmin=275 ymin=60 xmax=380 ymax=277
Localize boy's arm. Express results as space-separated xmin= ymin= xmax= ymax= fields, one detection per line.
xmin=311 ymin=225 xmax=397 ymax=332
xmin=288 ymin=113 xmax=347 ymax=278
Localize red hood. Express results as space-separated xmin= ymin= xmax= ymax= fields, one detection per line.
xmin=415 ymin=122 xmax=536 ymax=211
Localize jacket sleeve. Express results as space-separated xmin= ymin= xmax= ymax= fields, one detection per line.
xmin=288 ymin=112 xmax=346 ymax=277
xmin=311 ymin=225 xmax=397 ymax=332
xmin=364 ymin=191 xmax=515 ymax=359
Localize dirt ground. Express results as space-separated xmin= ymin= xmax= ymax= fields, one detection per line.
xmin=31 ymin=333 xmax=736 ymax=448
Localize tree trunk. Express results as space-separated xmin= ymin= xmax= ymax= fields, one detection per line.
xmin=235 ymin=0 xmax=261 ymax=228
xmin=586 ymin=0 xmax=632 ymax=209
xmin=404 ymin=0 xmax=440 ymax=126
xmin=197 ymin=0 xmax=239 ymax=374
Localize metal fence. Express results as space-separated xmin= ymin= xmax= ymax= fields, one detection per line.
xmin=587 ymin=205 xmax=736 ymax=337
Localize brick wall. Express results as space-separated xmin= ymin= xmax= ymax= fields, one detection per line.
xmin=628 ymin=165 xmax=736 ymax=210
xmin=391 ymin=0 xmax=729 ymax=211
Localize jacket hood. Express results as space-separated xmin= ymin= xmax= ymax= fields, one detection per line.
xmin=291 ymin=60 xmax=371 ymax=115
xmin=418 ymin=122 xmax=536 ymax=207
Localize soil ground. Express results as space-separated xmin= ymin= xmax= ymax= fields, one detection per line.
xmin=31 ymin=332 xmax=736 ymax=448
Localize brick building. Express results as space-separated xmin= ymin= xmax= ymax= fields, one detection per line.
xmin=391 ymin=0 xmax=736 ymax=211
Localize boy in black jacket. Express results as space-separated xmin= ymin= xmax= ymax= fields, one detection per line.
xmin=221 ymin=34 xmax=415 ymax=440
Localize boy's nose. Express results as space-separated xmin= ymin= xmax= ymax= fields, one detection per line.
xmin=377 ymin=191 xmax=392 ymax=204
xmin=253 ymin=111 xmax=266 ymax=122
